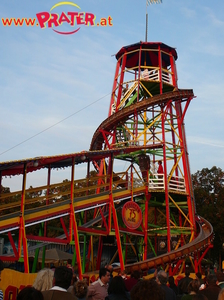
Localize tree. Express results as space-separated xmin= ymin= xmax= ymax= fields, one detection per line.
xmin=192 ymin=166 xmax=224 ymax=265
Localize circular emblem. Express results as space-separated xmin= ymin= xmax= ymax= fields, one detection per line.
xmin=122 ymin=201 xmax=142 ymax=230
xmin=172 ymin=240 xmax=177 ymax=249
xmin=159 ymin=241 xmax=166 ymax=249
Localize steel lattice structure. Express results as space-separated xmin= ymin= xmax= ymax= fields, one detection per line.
xmin=0 ymin=41 xmax=213 ymax=279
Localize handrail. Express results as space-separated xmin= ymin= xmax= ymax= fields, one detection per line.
xmin=140 ymin=68 xmax=173 ymax=85
xmin=149 ymin=174 xmax=186 ymax=193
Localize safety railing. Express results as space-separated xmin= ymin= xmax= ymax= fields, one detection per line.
xmin=141 ymin=68 xmax=173 ymax=85
xmin=148 ymin=174 xmax=186 ymax=192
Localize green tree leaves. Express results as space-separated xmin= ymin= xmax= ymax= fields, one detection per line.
xmin=192 ymin=166 xmax=224 ymax=263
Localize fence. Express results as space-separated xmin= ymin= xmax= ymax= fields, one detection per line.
xmin=148 ymin=174 xmax=186 ymax=192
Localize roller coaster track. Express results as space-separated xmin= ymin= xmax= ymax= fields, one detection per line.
xmin=90 ymin=89 xmax=194 ymax=151
xmin=89 ymin=88 xmax=214 ymax=273
xmin=114 ymin=218 xmax=214 ymax=274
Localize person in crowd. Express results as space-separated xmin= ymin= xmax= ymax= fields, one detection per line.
xmin=67 ymin=259 xmax=75 ymax=273
xmin=153 ymin=267 xmax=163 ymax=280
xmin=216 ymin=272 xmax=224 ymax=289
xmin=68 ymin=274 xmax=79 ymax=294
xmin=70 ymin=280 xmax=88 ymax=300
xmin=118 ymin=270 xmax=128 ymax=280
xmin=181 ymin=279 xmax=200 ymax=300
xmin=130 ymin=279 xmax=165 ymax=300
xmin=50 ymin=264 xmax=56 ymax=271
xmin=125 ymin=270 xmax=141 ymax=292
xmin=106 ymin=275 xmax=130 ymax=300
xmin=207 ymin=265 xmax=215 ymax=275
xmin=202 ymin=270 xmax=209 ymax=288
xmin=33 ymin=268 xmax=54 ymax=291
xmin=42 ymin=266 xmax=77 ymax=300
xmin=0 ymin=259 xmax=4 ymax=300
xmin=105 ymin=264 xmax=114 ymax=284
xmin=169 ymin=276 xmax=178 ymax=295
xmin=199 ymin=274 xmax=221 ymax=300
xmin=178 ymin=268 xmax=193 ymax=296
xmin=17 ymin=286 xmax=44 ymax=300
xmin=195 ymin=273 xmax=204 ymax=289
xmin=218 ymin=288 xmax=224 ymax=300
xmin=156 ymin=270 xmax=176 ymax=300
xmin=192 ymin=295 xmax=208 ymax=300
xmin=87 ymin=267 xmax=110 ymax=300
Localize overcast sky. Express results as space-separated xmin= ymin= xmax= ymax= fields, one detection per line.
xmin=0 ymin=0 xmax=224 ymax=190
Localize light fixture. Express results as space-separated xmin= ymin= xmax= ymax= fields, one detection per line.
xmin=33 ymin=161 xmax=39 ymax=167
xmin=80 ymin=155 xmax=86 ymax=161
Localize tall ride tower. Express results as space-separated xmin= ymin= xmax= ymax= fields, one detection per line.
xmin=90 ymin=41 xmax=196 ymax=268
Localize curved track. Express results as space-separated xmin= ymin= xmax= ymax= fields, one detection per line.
xmin=114 ymin=218 xmax=213 ymax=273
xmin=89 ymin=88 xmax=213 ymax=273
xmin=90 ymin=89 xmax=194 ymax=151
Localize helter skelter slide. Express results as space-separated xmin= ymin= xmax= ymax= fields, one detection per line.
xmin=0 ymin=41 xmax=213 ymax=279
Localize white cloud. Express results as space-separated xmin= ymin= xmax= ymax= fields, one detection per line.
xmin=188 ymin=136 xmax=224 ymax=149
xmin=181 ymin=7 xmax=196 ymax=19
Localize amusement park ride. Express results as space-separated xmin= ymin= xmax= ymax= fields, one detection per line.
xmin=0 ymin=41 xmax=214 ymax=280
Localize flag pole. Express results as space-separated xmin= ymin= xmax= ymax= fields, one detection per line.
xmin=145 ymin=1 xmax=148 ymax=42
xmin=145 ymin=0 xmax=162 ymax=42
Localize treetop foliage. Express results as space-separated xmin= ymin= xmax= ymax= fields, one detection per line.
xmin=192 ymin=166 xmax=224 ymax=260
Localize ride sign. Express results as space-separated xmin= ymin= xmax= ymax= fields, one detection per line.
xmin=122 ymin=201 xmax=142 ymax=230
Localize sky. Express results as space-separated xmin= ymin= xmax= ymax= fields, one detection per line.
xmin=0 ymin=0 xmax=224 ymax=190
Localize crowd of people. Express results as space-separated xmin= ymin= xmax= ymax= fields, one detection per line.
xmin=2 ymin=258 xmax=224 ymax=300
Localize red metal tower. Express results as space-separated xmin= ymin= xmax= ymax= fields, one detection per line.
xmin=90 ymin=41 xmax=198 ymax=270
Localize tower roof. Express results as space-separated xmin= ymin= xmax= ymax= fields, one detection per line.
xmin=115 ymin=41 xmax=178 ymax=69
